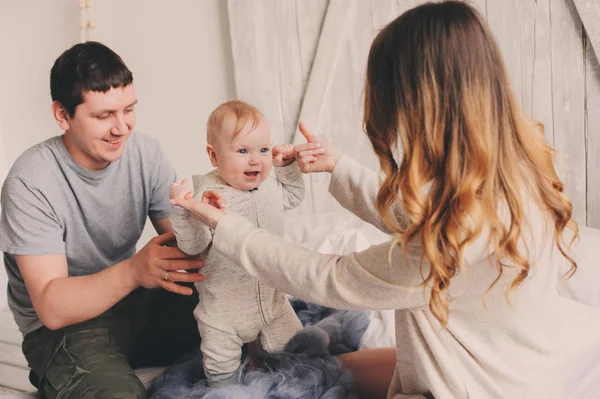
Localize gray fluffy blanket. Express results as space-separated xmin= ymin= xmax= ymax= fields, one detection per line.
xmin=149 ymin=300 xmax=370 ymax=399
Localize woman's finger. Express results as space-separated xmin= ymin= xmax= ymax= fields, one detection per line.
xmin=297 ymin=149 xmax=325 ymax=159
xmin=298 ymin=121 xmax=319 ymax=143
xmin=203 ymin=191 xmax=226 ymax=208
xmin=170 ymin=197 xmax=194 ymax=210
xmin=169 ymin=197 xmax=225 ymax=229
xmin=298 ymin=155 xmax=318 ymax=164
xmin=294 ymin=143 xmax=321 ymax=152
xmin=202 ymin=190 xmax=223 ymax=201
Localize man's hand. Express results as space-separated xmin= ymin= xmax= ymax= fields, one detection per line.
xmin=294 ymin=121 xmax=341 ymax=173
xmin=272 ymin=143 xmax=296 ymax=167
xmin=127 ymin=232 xmax=205 ymax=295
xmin=170 ymin=178 xmax=193 ymax=201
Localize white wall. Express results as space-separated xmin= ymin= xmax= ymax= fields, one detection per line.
xmin=0 ymin=1 xmax=236 ymax=302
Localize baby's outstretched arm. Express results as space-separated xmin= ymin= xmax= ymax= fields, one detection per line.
xmin=169 ymin=180 xmax=218 ymax=256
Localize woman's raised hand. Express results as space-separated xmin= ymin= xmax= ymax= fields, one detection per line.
xmin=294 ymin=121 xmax=341 ymax=174
xmin=169 ymin=190 xmax=226 ymax=230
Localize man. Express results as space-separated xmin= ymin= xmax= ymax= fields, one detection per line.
xmin=0 ymin=42 xmax=203 ymax=398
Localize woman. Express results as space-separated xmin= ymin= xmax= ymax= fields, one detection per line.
xmin=171 ymin=2 xmax=600 ymax=398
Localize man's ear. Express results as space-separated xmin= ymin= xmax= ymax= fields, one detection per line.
xmin=206 ymin=144 xmax=218 ymax=167
xmin=52 ymin=101 xmax=71 ymax=131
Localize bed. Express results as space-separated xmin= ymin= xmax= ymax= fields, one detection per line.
xmin=1 ymin=203 xmax=599 ymax=398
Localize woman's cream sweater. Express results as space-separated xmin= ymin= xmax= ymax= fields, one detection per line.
xmin=212 ymin=155 xmax=600 ymax=399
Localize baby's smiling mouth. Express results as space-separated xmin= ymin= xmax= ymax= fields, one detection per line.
xmin=244 ymin=172 xmax=259 ymax=177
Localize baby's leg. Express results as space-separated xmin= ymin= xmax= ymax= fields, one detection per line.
xmin=198 ymin=321 xmax=244 ymax=388
xmin=259 ymin=298 xmax=303 ymax=354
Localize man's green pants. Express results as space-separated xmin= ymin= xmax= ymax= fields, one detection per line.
xmin=22 ymin=284 xmax=200 ymax=398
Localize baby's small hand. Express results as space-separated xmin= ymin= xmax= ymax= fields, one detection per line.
xmin=272 ymin=143 xmax=295 ymax=167
xmin=169 ymin=178 xmax=193 ymax=201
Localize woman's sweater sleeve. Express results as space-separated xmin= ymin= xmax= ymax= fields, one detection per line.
xmin=329 ymin=155 xmax=410 ymax=234
xmin=213 ymin=213 xmax=430 ymax=310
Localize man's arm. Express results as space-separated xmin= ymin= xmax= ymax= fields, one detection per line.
xmin=151 ymin=217 xmax=172 ymax=235
xmin=16 ymin=232 xmax=205 ymax=331
xmin=17 ymin=253 xmax=137 ymax=330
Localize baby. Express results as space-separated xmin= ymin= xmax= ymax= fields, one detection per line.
xmin=169 ymin=100 xmax=304 ymax=387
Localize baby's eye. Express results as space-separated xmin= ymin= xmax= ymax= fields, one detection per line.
xmin=260 ymin=147 xmax=270 ymax=153
xmin=237 ymin=149 xmax=247 ymax=154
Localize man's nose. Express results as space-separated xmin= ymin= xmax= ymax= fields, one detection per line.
xmin=111 ymin=113 xmax=129 ymax=136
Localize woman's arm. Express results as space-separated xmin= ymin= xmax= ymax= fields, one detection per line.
xmin=328 ymin=155 xmax=410 ymax=234
xmin=294 ymin=122 xmax=409 ymax=234
xmin=168 ymin=193 xmax=437 ymax=311
xmin=212 ymin=214 xmax=429 ymax=311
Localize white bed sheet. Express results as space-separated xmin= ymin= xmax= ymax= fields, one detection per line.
xmin=284 ymin=211 xmax=394 ymax=350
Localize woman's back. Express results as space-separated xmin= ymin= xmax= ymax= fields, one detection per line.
xmin=388 ymin=201 xmax=600 ymax=398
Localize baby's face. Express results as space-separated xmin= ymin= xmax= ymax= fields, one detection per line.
xmin=211 ymin=117 xmax=273 ymax=191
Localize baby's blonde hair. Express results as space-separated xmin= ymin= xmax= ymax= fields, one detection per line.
xmin=206 ymin=100 xmax=264 ymax=144
xmin=365 ymin=1 xmax=577 ymax=327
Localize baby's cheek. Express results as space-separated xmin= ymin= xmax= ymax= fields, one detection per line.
xmin=263 ymin=160 xmax=273 ymax=177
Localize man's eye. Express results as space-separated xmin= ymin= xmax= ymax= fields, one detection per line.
xmin=260 ymin=148 xmax=270 ymax=153
xmin=237 ymin=149 xmax=247 ymax=154
xmin=124 ymin=108 xmax=134 ymax=114
xmin=96 ymin=114 xmax=110 ymax=120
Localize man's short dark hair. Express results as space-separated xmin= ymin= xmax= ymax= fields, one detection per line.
xmin=50 ymin=41 xmax=133 ymax=117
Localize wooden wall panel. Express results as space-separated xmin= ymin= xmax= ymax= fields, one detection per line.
xmin=585 ymin=34 xmax=600 ymax=228
xmin=227 ymin=0 xmax=327 ymax=144
xmin=550 ymin=0 xmax=587 ymax=225
xmin=227 ymin=0 xmax=600 ymax=225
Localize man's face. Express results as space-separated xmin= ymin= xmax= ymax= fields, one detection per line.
xmin=62 ymin=84 xmax=137 ymax=171
xmin=209 ymin=117 xmax=273 ymax=191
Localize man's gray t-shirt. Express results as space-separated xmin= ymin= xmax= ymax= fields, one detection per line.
xmin=0 ymin=132 xmax=175 ymax=335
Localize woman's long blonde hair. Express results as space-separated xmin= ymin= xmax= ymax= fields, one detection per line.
xmin=364 ymin=1 xmax=577 ymax=326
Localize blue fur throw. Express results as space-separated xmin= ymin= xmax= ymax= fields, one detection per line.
xmin=149 ymin=299 xmax=370 ymax=399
